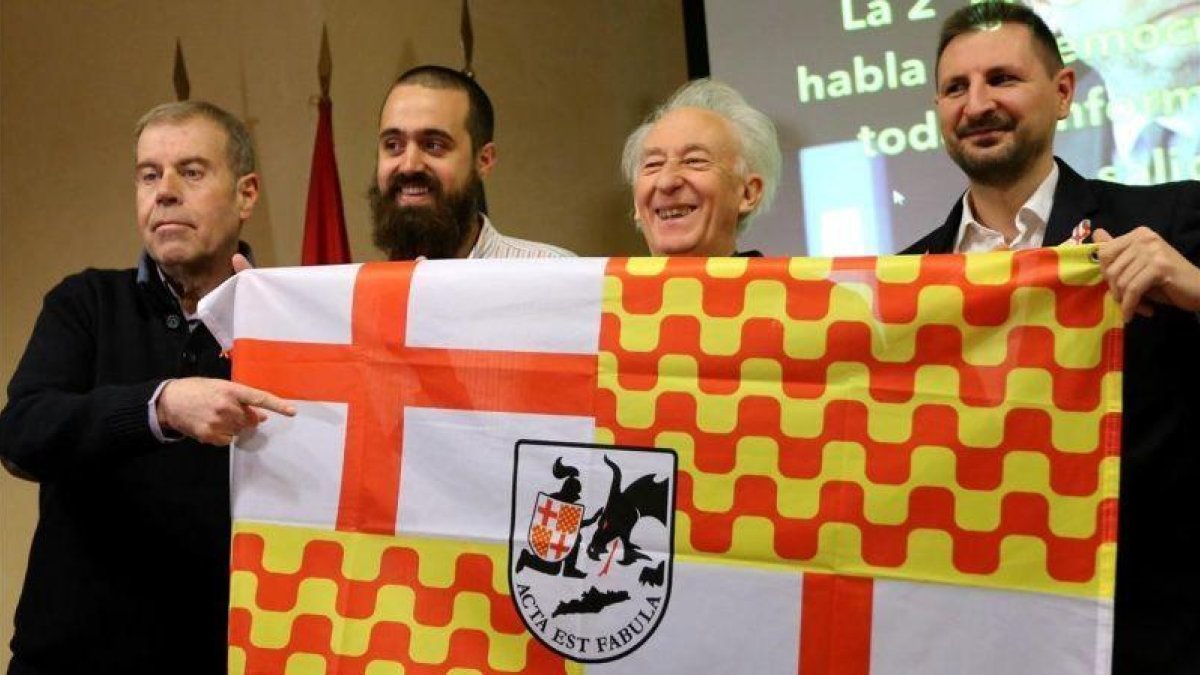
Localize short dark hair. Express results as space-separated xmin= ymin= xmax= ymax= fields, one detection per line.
xmin=391 ymin=65 xmax=494 ymax=154
xmin=134 ymin=101 xmax=256 ymax=177
xmin=936 ymin=2 xmax=1063 ymax=79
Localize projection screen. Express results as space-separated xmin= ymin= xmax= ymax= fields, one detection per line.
xmin=701 ymin=0 xmax=1200 ymax=256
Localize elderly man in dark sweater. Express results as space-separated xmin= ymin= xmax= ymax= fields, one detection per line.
xmin=0 ymin=101 xmax=293 ymax=675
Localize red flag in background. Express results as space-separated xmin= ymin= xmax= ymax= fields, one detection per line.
xmin=301 ymin=96 xmax=350 ymax=265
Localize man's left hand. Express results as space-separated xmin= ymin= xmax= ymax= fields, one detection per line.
xmin=1094 ymin=226 xmax=1200 ymax=322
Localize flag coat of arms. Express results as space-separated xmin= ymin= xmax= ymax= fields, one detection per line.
xmin=198 ymin=249 xmax=1122 ymax=675
xmin=526 ymin=491 xmax=585 ymax=565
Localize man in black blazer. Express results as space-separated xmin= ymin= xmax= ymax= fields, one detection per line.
xmin=906 ymin=4 xmax=1200 ymax=673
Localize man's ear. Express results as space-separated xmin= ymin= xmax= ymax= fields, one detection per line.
xmin=1054 ymin=67 xmax=1077 ymax=120
xmin=476 ymin=142 xmax=497 ymax=178
xmin=738 ymin=173 xmax=765 ymax=216
xmin=236 ymin=173 xmax=260 ymax=220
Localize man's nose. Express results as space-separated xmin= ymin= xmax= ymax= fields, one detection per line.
xmin=654 ymin=160 xmax=684 ymax=190
xmin=155 ymin=171 xmax=181 ymax=205
xmin=396 ymin=143 xmax=426 ymax=174
xmin=963 ymin=82 xmax=996 ymax=118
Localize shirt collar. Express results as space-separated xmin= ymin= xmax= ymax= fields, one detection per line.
xmin=953 ymin=163 xmax=1059 ymax=253
xmin=136 ymin=241 xmax=254 ymax=283
xmin=137 ymin=241 xmax=255 ymax=320
xmin=467 ymin=214 xmax=497 ymax=259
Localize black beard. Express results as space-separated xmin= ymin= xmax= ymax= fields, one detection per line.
xmin=951 ymin=144 xmax=1034 ymax=187
xmin=947 ymin=113 xmax=1042 ymax=187
xmin=368 ymin=171 xmax=480 ymax=260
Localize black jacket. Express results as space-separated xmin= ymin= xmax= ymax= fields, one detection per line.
xmin=904 ymin=160 xmax=1200 ymax=675
xmin=1 ymin=256 xmax=232 ymax=675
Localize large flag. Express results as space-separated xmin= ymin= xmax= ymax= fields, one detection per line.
xmin=199 ymin=249 xmax=1122 ymax=675
xmin=300 ymin=96 xmax=350 ymax=265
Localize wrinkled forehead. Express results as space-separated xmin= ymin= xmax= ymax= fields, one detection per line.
xmin=136 ymin=116 xmax=230 ymax=164
xmin=641 ymin=107 xmax=740 ymax=158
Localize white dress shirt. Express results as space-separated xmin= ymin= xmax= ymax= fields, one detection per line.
xmin=953 ymin=164 xmax=1059 ymax=253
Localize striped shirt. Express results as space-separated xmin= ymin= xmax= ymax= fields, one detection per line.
xmin=468 ymin=215 xmax=575 ymax=259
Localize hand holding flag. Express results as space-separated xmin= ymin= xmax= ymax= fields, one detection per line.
xmin=1094 ymin=226 xmax=1200 ymax=321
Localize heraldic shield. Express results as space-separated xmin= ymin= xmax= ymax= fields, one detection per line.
xmin=509 ymin=440 xmax=677 ymax=663
xmin=528 ymin=495 xmax=585 ymax=564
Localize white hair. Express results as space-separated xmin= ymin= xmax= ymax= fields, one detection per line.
xmin=621 ymin=78 xmax=782 ymax=232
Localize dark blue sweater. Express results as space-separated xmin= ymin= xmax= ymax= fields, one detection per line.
xmin=1 ymin=258 xmax=231 ymax=675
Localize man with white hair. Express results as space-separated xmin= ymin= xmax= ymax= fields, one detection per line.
xmin=622 ymin=79 xmax=781 ymax=257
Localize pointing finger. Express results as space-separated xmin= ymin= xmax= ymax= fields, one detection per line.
xmin=231 ymin=383 xmax=296 ymax=416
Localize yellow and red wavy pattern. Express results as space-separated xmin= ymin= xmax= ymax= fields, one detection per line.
xmin=595 ymin=250 xmax=1121 ymax=598
xmin=229 ymin=523 xmax=575 ymax=674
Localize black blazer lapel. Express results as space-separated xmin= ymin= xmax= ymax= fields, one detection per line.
xmin=930 ymin=199 xmax=963 ymax=253
xmin=1044 ymin=158 xmax=1100 ymax=245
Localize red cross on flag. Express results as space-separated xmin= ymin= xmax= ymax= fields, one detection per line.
xmin=203 ymin=259 xmax=600 ymax=540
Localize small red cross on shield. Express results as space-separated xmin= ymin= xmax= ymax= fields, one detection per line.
xmin=528 ymin=493 xmax=585 ymax=563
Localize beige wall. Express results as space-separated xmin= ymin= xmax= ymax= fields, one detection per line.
xmin=0 ymin=0 xmax=686 ymax=664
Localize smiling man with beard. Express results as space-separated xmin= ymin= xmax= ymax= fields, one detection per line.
xmin=369 ymin=65 xmax=573 ymax=260
xmin=902 ymin=4 xmax=1200 ymax=673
